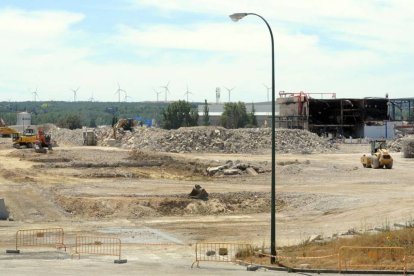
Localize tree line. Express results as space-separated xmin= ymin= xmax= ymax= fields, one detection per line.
xmin=0 ymin=100 xmax=257 ymax=130
xmin=162 ymin=100 xmax=257 ymax=130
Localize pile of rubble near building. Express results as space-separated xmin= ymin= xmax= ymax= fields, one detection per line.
xmin=50 ymin=125 xmax=338 ymax=154
xmin=388 ymin=134 xmax=414 ymax=158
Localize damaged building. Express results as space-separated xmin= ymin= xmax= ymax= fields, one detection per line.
xmin=276 ymin=92 xmax=392 ymax=138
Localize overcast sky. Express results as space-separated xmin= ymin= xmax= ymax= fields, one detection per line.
xmin=0 ymin=0 xmax=413 ymax=102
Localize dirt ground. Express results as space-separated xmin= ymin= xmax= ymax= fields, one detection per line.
xmin=0 ymin=137 xmax=413 ymax=274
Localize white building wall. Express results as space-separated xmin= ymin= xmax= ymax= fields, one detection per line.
xmin=364 ymin=121 xmax=395 ymax=139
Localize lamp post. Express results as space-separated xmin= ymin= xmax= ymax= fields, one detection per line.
xmin=229 ymin=12 xmax=276 ymax=263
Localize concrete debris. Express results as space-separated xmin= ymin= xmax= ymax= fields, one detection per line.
xmin=387 ymin=134 xmax=414 ymax=153
xmin=246 ymin=167 xmax=259 ymax=176
xmin=48 ymin=125 xmax=338 ymax=154
xmin=307 ymin=234 xmax=322 ymax=242
xmin=403 ymin=138 xmax=414 ymax=158
xmin=207 ymin=161 xmax=264 ymax=177
xmin=223 ymin=169 xmax=242 ymax=175
xmin=387 ymin=135 xmax=404 ymax=152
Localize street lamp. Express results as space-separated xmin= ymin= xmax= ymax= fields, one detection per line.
xmin=229 ymin=12 xmax=276 ymax=263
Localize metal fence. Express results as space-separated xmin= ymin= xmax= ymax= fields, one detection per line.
xmin=11 ymin=227 xmax=66 ymax=252
xmin=192 ymin=242 xmax=253 ymax=268
xmin=338 ymin=246 xmax=406 ymax=273
xmin=72 ymin=235 xmax=124 ymax=262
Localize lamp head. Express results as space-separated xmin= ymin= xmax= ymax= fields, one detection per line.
xmin=229 ymin=13 xmax=248 ymax=22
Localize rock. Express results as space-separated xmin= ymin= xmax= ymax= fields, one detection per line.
xmin=307 ymin=234 xmax=321 ymax=242
xmin=246 ymin=167 xmax=259 ymax=176
xmin=247 ymin=265 xmax=259 ymax=271
xmin=206 ymin=165 xmax=229 ymax=175
xmin=223 ymin=169 xmax=242 ymax=175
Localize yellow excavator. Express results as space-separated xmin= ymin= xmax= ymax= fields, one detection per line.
xmin=361 ymin=140 xmax=393 ymax=169
xmin=0 ymin=118 xmax=18 ymax=137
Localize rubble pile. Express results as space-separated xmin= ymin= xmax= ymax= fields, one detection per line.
xmin=275 ymin=129 xmax=337 ymax=154
xmin=45 ymin=125 xmax=84 ymax=146
xmin=50 ymin=125 xmax=337 ymax=154
xmin=387 ymin=134 xmax=414 ymax=152
xmin=206 ymin=160 xmax=265 ymax=177
xmin=403 ymin=138 xmax=414 ymax=158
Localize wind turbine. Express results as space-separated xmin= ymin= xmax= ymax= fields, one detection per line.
xmin=88 ymin=92 xmax=95 ymax=102
xmin=124 ymin=91 xmax=133 ymax=102
xmin=153 ymin=88 xmax=163 ymax=102
xmin=32 ymin=87 xmax=39 ymax=102
xmin=263 ymin=84 xmax=272 ymax=102
xmin=114 ymin=82 xmax=126 ymax=103
xmin=184 ymin=85 xmax=193 ymax=102
xmin=160 ymin=81 xmax=171 ymax=102
xmin=224 ymin=86 xmax=235 ymax=102
xmin=71 ymin=87 xmax=80 ymax=102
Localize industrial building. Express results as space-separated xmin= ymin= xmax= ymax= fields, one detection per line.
xmin=277 ymin=92 xmax=414 ymax=139
xmin=197 ymin=101 xmax=278 ymax=127
xmin=197 ymin=92 xmax=414 ymax=139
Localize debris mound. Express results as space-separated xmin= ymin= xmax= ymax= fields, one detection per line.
xmin=403 ymin=138 xmax=414 ymax=158
xmin=45 ymin=125 xmax=84 ymax=146
xmin=275 ymin=129 xmax=336 ymax=154
xmin=387 ymin=134 xmax=414 ymax=152
xmin=49 ymin=125 xmax=337 ymax=154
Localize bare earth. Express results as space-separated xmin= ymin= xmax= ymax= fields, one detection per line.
xmin=0 ymin=138 xmax=412 ymax=275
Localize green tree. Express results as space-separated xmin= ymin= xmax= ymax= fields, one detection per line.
xmin=203 ymin=99 xmax=210 ymax=126
xmin=220 ymin=102 xmax=248 ymax=129
xmin=58 ymin=114 xmax=82 ymax=129
xmin=89 ymin=117 xmax=97 ymax=127
xmin=162 ymin=100 xmax=199 ymax=130
xmin=247 ymin=103 xmax=258 ymax=127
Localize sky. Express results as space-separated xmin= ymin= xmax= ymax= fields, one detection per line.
xmin=0 ymin=0 xmax=413 ymax=103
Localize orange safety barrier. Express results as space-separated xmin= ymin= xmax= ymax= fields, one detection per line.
xmin=72 ymin=235 xmax=126 ymax=263
xmin=338 ymin=246 xmax=406 ymax=273
xmin=8 ymin=227 xmax=66 ymax=253
xmin=191 ymin=242 xmax=253 ymax=268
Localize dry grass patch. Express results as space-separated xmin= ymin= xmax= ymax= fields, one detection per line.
xmin=244 ymin=228 xmax=414 ymax=270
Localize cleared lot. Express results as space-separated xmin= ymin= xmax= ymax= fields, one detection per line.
xmin=0 ymin=139 xmax=411 ymax=274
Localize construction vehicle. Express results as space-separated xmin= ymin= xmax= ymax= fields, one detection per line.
xmin=12 ymin=127 xmax=37 ymax=149
xmin=361 ymin=140 xmax=393 ymax=169
xmin=0 ymin=118 xmax=19 ymax=137
xmin=188 ymin=185 xmax=209 ymax=200
xmin=113 ymin=118 xmax=136 ymax=138
xmin=33 ymin=128 xmax=52 ymax=153
xmin=83 ymin=128 xmax=97 ymax=146
xmin=0 ymin=127 xmax=19 ymax=138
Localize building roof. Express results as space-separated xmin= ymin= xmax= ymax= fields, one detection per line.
xmin=197 ymin=101 xmax=279 ymax=116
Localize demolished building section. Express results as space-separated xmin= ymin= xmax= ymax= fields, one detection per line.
xmin=276 ymin=92 xmax=390 ymax=138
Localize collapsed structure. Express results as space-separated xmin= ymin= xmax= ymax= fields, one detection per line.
xmin=276 ymin=92 xmax=393 ymax=138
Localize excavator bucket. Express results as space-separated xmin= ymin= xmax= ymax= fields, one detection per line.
xmin=34 ymin=144 xmax=47 ymax=154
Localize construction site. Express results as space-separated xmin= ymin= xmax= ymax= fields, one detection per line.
xmin=1 ymin=108 xmax=414 ymax=274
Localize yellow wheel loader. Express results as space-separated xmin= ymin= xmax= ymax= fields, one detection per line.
xmin=361 ymin=140 xmax=393 ymax=169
